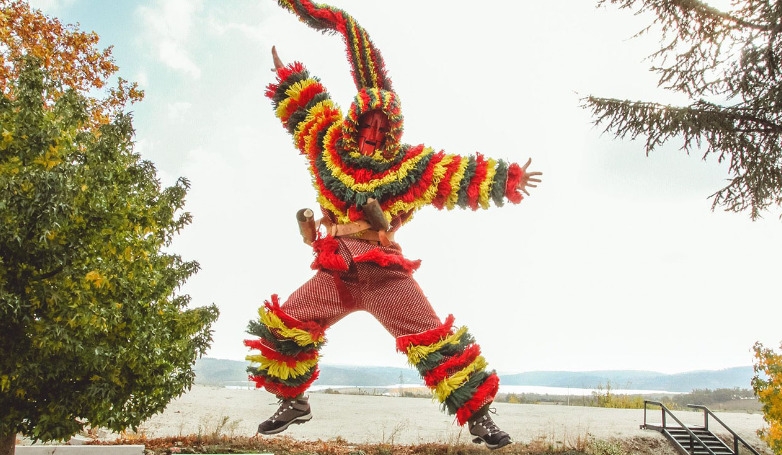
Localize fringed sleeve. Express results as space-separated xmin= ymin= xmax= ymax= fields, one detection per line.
xmin=429 ymin=152 xmax=526 ymax=210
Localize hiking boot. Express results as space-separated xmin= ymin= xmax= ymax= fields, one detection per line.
xmin=257 ymin=396 xmax=312 ymax=435
xmin=468 ymin=409 xmax=512 ymax=450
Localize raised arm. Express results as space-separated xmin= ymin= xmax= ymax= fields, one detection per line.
xmin=264 ymin=46 xmax=343 ymax=157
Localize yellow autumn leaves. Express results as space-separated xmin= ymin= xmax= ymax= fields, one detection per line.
xmin=753 ymin=341 xmax=782 ymax=453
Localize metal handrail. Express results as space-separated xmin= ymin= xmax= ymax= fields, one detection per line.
xmin=687 ymin=404 xmax=761 ymax=455
xmin=643 ymin=400 xmax=717 ymax=455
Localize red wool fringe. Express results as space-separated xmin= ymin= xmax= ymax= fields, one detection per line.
xmin=279 ymin=81 xmax=326 ymax=126
xmin=264 ymin=294 xmax=326 ymax=343
xmin=353 ymin=248 xmax=421 ymax=274
xmin=299 ymin=108 xmax=341 ymax=157
xmin=249 ymin=368 xmax=320 ymax=399
xmin=264 ymin=62 xmax=306 ymax=100
xmin=346 ymin=206 xmax=364 ymax=222
xmin=357 ymin=89 xmax=371 ymax=110
xmin=395 ymin=314 xmax=456 ymax=353
xmin=310 ymin=235 xmax=349 ymax=271
xmin=432 ymin=153 xmax=462 ymax=209
xmin=292 ymin=0 xmax=387 ymax=90
xmin=296 ymin=81 xmax=325 ymax=106
xmin=455 ymin=372 xmax=500 ymax=425
xmin=324 ymin=137 xmax=415 ymax=185
xmin=466 ymin=153 xmax=489 ymax=210
xmin=301 ymin=0 xmax=347 ymax=36
xmin=394 ymin=148 xmax=441 ymax=206
xmin=504 ymin=163 xmax=525 ymax=204
xmin=422 ymin=344 xmax=481 ymax=387
xmin=312 ymin=171 xmax=349 ymax=218
xmin=243 ymin=339 xmax=263 ymax=350
xmin=319 ymin=117 xmax=343 ymax=158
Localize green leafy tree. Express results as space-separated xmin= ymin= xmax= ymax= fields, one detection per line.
xmin=753 ymin=342 xmax=782 ymax=454
xmin=1 ymin=4 xmax=218 ymax=453
xmin=0 ymin=57 xmax=218 ymax=455
xmin=583 ymin=0 xmax=782 ymax=219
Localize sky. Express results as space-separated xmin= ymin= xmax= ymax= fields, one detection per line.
xmin=27 ymin=0 xmax=781 ymax=376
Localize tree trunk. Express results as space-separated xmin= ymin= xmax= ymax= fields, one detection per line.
xmin=0 ymin=432 xmax=15 ymax=455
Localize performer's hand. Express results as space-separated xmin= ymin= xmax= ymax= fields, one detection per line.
xmin=517 ymin=158 xmax=542 ymax=196
xmin=271 ymin=45 xmax=284 ymax=71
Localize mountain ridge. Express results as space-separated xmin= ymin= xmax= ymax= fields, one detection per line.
xmin=194 ymin=358 xmax=755 ymax=393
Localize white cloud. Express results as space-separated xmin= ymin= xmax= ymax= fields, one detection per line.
xmin=137 ymin=0 xmax=203 ymax=78
xmin=166 ymin=101 xmax=192 ymax=121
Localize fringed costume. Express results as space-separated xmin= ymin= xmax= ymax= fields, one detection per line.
xmin=245 ymin=0 xmax=529 ymax=428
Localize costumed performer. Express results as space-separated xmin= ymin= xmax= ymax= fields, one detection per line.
xmin=244 ymin=0 xmax=542 ymax=450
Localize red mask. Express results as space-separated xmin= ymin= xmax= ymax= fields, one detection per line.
xmin=357 ymin=110 xmax=390 ymax=155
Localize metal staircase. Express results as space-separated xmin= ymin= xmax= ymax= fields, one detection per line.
xmin=641 ymin=400 xmax=761 ymax=455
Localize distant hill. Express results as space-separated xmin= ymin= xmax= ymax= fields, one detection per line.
xmin=193 ymin=358 xmax=755 ymax=393
xmin=193 ymin=358 xmax=421 ymax=387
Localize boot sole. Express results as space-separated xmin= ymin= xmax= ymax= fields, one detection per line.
xmin=472 ymin=435 xmax=512 ymax=450
xmin=257 ymin=412 xmax=312 ymax=435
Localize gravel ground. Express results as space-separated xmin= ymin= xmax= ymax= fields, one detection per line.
xmin=132 ymin=385 xmax=768 ymax=450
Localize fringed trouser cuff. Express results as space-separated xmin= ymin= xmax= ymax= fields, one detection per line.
xmin=396 ymin=315 xmax=500 ymax=425
xmin=244 ymin=294 xmax=326 ymax=399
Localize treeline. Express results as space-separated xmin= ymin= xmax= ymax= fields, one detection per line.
xmin=497 ymin=386 xmax=759 ymax=412
xmin=670 ymin=388 xmax=756 ymax=406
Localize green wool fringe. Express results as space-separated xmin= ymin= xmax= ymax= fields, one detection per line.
xmin=246 ymin=319 xmax=315 ymax=357
xmin=491 ymin=160 xmax=509 ymax=207
xmin=441 ymin=370 xmax=491 ymax=415
xmin=412 ymin=331 xmax=476 ymax=375
xmin=456 ymin=156 xmax=478 ymax=207
xmin=246 ymin=363 xmax=317 ymax=388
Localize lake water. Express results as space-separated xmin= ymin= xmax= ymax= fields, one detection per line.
xmin=497 ymin=385 xmax=682 ymax=396
xmin=225 ymin=381 xmax=682 ymax=396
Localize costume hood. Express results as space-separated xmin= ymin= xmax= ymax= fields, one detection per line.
xmin=341 ymin=87 xmax=404 ymax=160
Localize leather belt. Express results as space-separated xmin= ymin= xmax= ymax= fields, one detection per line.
xmin=322 ymin=219 xmax=394 ymax=246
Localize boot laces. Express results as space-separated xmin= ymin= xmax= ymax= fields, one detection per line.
xmin=473 ymin=407 xmax=501 ymax=435
xmin=272 ymin=398 xmax=297 ymax=420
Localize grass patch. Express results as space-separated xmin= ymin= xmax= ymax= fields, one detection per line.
xmin=87 ymin=433 xmax=681 ymax=455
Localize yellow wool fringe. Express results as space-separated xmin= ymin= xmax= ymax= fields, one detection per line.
xmin=286 ymin=78 xmax=319 ymax=103
xmin=246 ymin=354 xmax=319 ymax=381
xmin=276 ymin=79 xmax=324 ymax=124
xmin=385 ymin=152 xmax=454 ymax=216
xmin=433 ymin=355 xmax=488 ymax=402
xmin=317 ymin=146 xmax=460 ymax=224
xmin=320 ymin=141 xmax=429 ymax=192
xmin=296 ymin=100 xmax=341 ymax=151
xmin=404 ymin=326 xmax=469 ymax=366
xmin=347 ymin=21 xmax=378 ymax=88
xmin=259 ymin=307 xmax=323 ymax=347
xmin=444 ymin=159 xmax=471 ymax=209
xmin=479 ymin=158 xmax=498 ymax=209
